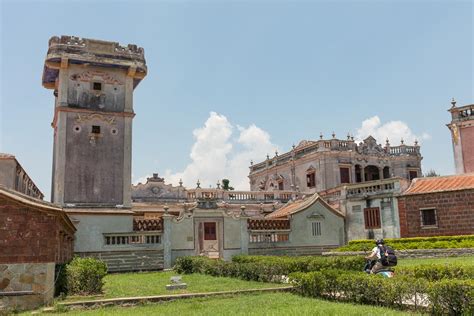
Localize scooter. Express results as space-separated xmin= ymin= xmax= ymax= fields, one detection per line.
xmin=364 ymin=259 xmax=394 ymax=278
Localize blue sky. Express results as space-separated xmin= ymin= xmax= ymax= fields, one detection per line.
xmin=1 ymin=0 xmax=472 ymax=200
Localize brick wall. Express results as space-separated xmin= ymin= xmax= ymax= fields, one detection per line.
xmin=398 ymin=189 xmax=474 ymax=237
xmin=461 ymin=125 xmax=474 ymax=173
xmin=0 ymin=196 xmax=74 ymax=264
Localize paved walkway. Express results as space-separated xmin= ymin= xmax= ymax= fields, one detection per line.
xmin=58 ymin=286 xmax=294 ymax=309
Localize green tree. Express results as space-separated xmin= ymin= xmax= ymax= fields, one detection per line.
xmin=221 ymin=179 xmax=234 ymax=191
xmin=423 ymin=169 xmax=440 ymax=177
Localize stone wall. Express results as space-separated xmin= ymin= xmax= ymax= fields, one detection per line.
xmin=322 ymin=248 xmax=474 ymax=258
xmin=398 ymin=189 xmax=474 ymax=237
xmin=77 ymin=250 xmax=164 ymax=273
xmin=0 ymin=262 xmax=55 ymax=312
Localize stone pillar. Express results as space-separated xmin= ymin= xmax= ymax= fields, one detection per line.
xmin=378 ymin=167 xmax=383 ymax=180
xmin=361 ymin=165 xmax=366 ymax=182
xmin=240 ymin=217 xmax=249 ymax=255
xmin=162 ymin=214 xmax=173 ymax=269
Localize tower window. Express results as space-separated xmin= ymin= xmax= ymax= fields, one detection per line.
xmin=93 ymin=82 xmax=102 ymax=91
xmin=306 ymin=172 xmax=316 ymax=188
xmin=92 ymin=125 xmax=101 ymax=134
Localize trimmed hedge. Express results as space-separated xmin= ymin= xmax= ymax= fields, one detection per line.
xmin=175 ymin=255 xmax=473 ymax=282
xmin=290 ymin=270 xmax=474 ymax=315
xmin=174 ymin=255 xmax=365 ymax=282
xmin=65 ymin=257 xmax=108 ymax=295
xmin=396 ymin=264 xmax=474 ymax=281
xmin=336 ymin=235 xmax=474 ymax=251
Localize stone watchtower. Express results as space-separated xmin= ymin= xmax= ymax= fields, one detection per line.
xmin=42 ymin=36 xmax=147 ymax=208
xmin=447 ymin=99 xmax=474 ymax=174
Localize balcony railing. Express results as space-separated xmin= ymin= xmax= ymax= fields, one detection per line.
xmin=249 ymin=231 xmax=290 ymax=243
xmin=248 ymin=219 xmax=290 ymax=230
xmin=346 ymin=179 xmax=398 ymax=197
xmin=133 ymin=218 xmax=163 ymax=231
xmin=104 ymin=232 xmax=162 ymax=246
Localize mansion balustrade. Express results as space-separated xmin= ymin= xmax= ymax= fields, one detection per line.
xmin=104 ymin=232 xmax=162 ymax=247
xmin=186 ymin=189 xmax=296 ymax=203
xmin=345 ymin=179 xmax=398 ymax=198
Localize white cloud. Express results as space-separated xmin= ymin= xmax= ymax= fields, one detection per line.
xmin=355 ymin=116 xmax=430 ymax=145
xmin=155 ymin=112 xmax=279 ymax=190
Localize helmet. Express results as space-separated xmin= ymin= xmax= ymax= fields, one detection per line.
xmin=375 ymin=239 xmax=385 ymax=245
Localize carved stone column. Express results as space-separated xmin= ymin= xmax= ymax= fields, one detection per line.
xmin=240 ymin=217 xmax=249 ymax=255
xmin=162 ymin=213 xmax=173 ymax=269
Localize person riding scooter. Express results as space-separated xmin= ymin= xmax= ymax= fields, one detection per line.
xmin=364 ymin=239 xmax=386 ymax=274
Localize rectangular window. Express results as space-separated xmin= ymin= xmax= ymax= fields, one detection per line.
xmin=409 ymin=171 xmax=418 ymax=180
xmin=364 ymin=207 xmax=381 ymax=229
xmin=204 ymin=222 xmax=217 ymax=240
xmin=278 ymin=181 xmax=284 ymax=190
xmin=307 ymin=172 xmax=316 ymax=188
xmin=420 ymin=209 xmax=437 ymax=226
xmin=93 ymin=82 xmax=102 ymax=91
xmin=311 ymin=222 xmax=321 ymax=236
xmin=92 ymin=125 xmax=101 ymax=134
xmin=340 ymin=167 xmax=350 ymax=184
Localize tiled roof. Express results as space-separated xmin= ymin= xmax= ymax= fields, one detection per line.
xmin=266 ymin=193 xmax=343 ymax=219
xmin=403 ymin=173 xmax=474 ymax=195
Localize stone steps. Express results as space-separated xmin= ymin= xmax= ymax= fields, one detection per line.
xmin=78 ymin=250 xmax=164 ymax=273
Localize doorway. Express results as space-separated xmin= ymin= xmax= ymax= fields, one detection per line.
xmin=198 ymin=221 xmax=220 ymax=259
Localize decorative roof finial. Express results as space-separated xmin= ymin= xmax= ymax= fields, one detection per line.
xmin=332 ymin=131 xmax=336 ymax=139
xmin=250 ymin=160 xmax=253 ymax=165
xmin=400 ymin=138 xmax=404 ymax=145
xmin=292 ymin=144 xmax=296 ymax=150
xmin=414 ymin=139 xmax=419 ymax=146
xmin=320 ymin=132 xmax=323 ymax=140
xmin=216 ymin=181 xmax=221 ymax=189
xmin=196 ymin=179 xmax=201 ymax=188
xmin=164 ymin=204 xmax=169 ymax=214
xmin=451 ymin=98 xmax=457 ymax=108
xmin=266 ymin=154 xmax=270 ymax=160
xmin=275 ymin=150 xmax=278 ymax=157
xmin=347 ymin=132 xmax=351 ymax=140
xmin=385 ymin=138 xmax=390 ymax=146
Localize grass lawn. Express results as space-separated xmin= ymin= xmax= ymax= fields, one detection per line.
xmin=62 ymin=271 xmax=287 ymax=302
xmin=52 ymin=292 xmax=418 ymax=316
xmin=397 ymin=256 xmax=474 ymax=267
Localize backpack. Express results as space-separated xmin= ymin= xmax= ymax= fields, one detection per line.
xmin=379 ymin=245 xmax=397 ymax=267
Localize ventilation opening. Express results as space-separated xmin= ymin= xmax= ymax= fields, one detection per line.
xmin=92 ymin=125 xmax=101 ymax=134
xmin=93 ymin=82 xmax=102 ymax=91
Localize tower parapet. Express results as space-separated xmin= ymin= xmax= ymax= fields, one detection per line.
xmin=447 ymin=99 xmax=474 ymax=174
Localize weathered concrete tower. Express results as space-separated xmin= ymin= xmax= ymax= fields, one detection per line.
xmin=447 ymin=99 xmax=474 ymax=174
xmin=42 ymin=36 xmax=147 ymax=254
xmin=42 ymin=36 xmax=147 ymax=207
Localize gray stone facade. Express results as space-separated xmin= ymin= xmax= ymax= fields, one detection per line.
xmin=249 ymin=136 xmax=422 ymax=193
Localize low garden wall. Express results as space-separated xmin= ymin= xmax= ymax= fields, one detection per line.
xmin=0 ymin=262 xmax=55 ymax=312
xmin=322 ymin=247 xmax=474 ymax=258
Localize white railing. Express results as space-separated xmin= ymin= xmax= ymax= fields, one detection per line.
xmin=104 ymin=232 xmax=162 ymax=246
